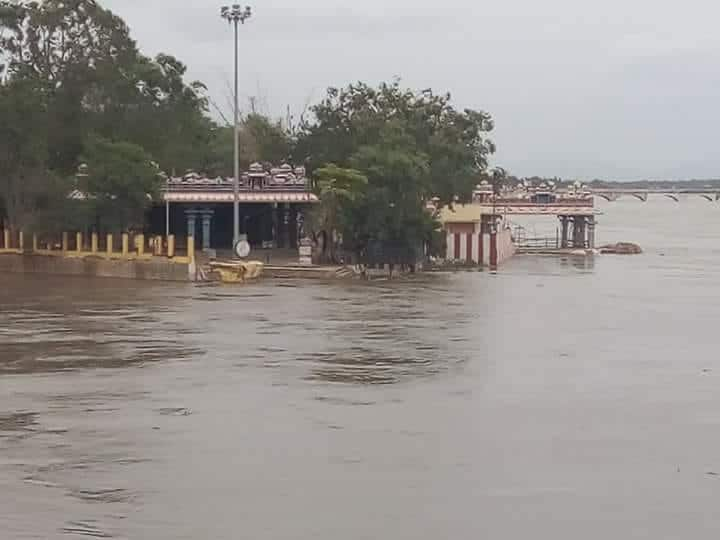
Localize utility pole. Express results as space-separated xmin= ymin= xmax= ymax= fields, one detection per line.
xmin=220 ymin=4 xmax=252 ymax=251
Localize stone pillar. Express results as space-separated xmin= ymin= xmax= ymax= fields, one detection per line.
xmin=186 ymin=210 xmax=197 ymax=238
xmin=283 ymin=203 xmax=291 ymax=249
xmin=288 ymin=207 xmax=299 ymax=249
xmin=266 ymin=207 xmax=275 ymax=247
xmin=587 ymin=217 xmax=596 ymax=249
xmin=296 ymin=209 xmax=305 ymax=242
xmin=201 ymin=209 xmax=213 ymax=250
xmin=572 ymin=216 xmax=586 ymax=248
xmin=274 ymin=204 xmax=283 ymax=248
xmin=560 ymin=216 xmax=569 ymax=249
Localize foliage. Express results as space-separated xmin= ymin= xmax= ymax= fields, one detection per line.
xmin=296 ymin=81 xmax=495 ymax=256
xmin=309 ymin=164 xmax=368 ymax=262
xmin=0 ymin=77 xmax=59 ymax=230
xmin=0 ymin=0 xmax=217 ymax=230
xmin=78 ymin=136 xmax=160 ymax=232
xmin=207 ymin=114 xmax=293 ymax=176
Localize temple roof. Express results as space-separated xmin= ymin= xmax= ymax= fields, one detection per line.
xmin=164 ymin=191 xmax=319 ymax=203
xmin=167 ymin=163 xmax=308 ymax=192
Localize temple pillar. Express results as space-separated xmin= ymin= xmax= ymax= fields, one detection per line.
xmin=200 ymin=209 xmax=213 ymax=250
xmin=296 ymin=209 xmax=305 ymax=243
xmin=271 ymin=203 xmax=279 ymax=248
xmin=587 ymin=217 xmax=596 ymax=249
xmin=289 ymin=206 xmax=299 ymax=249
xmin=274 ymin=204 xmax=284 ymax=248
xmin=185 ymin=210 xmax=197 ymax=238
xmin=560 ymin=216 xmax=569 ymax=248
xmin=283 ymin=203 xmax=291 ymax=249
xmin=572 ymin=215 xmax=586 ymax=248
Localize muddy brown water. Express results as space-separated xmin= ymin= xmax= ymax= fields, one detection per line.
xmin=2 ymin=198 xmax=720 ymax=539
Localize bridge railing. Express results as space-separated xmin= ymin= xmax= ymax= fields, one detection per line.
xmin=516 ymin=237 xmax=586 ymax=250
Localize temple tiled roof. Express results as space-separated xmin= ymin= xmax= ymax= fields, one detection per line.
xmin=166 ymin=163 xmax=309 ymax=192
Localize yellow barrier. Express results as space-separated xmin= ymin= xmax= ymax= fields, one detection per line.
xmin=3 ymin=230 xmax=194 ymax=264
xmin=154 ymin=235 xmax=163 ymax=256
xmin=136 ymin=234 xmax=145 ymax=257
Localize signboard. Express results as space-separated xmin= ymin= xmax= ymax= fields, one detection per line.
xmin=234 ymin=239 xmax=251 ymax=258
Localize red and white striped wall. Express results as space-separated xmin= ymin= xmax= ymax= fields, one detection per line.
xmin=445 ymin=224 xmax=515 ymax=266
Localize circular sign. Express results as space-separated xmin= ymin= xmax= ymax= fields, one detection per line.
xmin=234 ymin=239 xmax=251 ymax=258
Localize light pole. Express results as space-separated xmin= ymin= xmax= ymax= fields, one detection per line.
xmin=220 ymin=4 xmax=252 ymax=251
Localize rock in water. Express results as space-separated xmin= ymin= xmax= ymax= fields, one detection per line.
xmin=599 ymin=242 xmax=643 ymax=255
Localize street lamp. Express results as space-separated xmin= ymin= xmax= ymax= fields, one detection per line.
xmin=220 ymin=4 xmax=252 ymax=251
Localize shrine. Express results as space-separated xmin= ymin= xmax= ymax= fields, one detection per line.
xmin=148 ymin=163 xmax=319 ymax=254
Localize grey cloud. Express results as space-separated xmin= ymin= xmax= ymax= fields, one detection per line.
xmin=103 ymin=0 xmax=720 ymax=180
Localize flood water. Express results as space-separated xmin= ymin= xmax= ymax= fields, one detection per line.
xmin=2 ymin=198 xmax=720 ymax=539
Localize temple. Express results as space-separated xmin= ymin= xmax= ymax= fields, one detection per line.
xmin=148 ymin=163 xmax=319 ymax=253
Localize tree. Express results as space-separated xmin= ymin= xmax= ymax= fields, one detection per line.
xmin=309 ymin=164 xmax=368 ymax=262
xmin=0 ymin=0 xmax=218 ymax=231
xmin=206 ymin=114 xmax=293 ymax=176
xmin=295 ymin=81 xmax=495 ymax=258
xmin=79 ymin=136 xmax=160 ymax=232
xmin=0 ymin=78 xmax=54 ymax=230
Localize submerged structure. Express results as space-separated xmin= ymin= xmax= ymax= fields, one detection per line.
xmin=439 ymin=180 xmax=601 ymax=265
xmin=148 ymin=163 xmax=319 ymax=253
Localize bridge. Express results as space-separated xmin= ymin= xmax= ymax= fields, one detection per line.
xmin=558 ymin=188 xmax=720 ymax=202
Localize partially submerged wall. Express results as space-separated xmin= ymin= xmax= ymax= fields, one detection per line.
xmin=445 ymin=225 xmax=516 ymax=267
xmin=0 ymin=253 xmax=192 ymax=282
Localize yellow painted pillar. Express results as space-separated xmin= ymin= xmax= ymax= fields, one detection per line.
xmin=32 ymin=234 xmax=38 ymax=252
xmin=18 ymin=231 xmax=24 ymax=251
xmin=167 ymin=235 xmax=175 ymax=258
xmin=76 ymin=232 xmax=83 ymax=255
xmin=187 ymin=236 xmax=195 ymax=263
xmin=62 ymin=232 xmax=68 ymax=253
xmin=106 ymin=234 xmax=114 ymax=257
xmin=121 ymin=233 xmax=129 ymax=258
xmin=136 ymin=234 xmax=145 ymax=257
xmin=91 ymin=233 xmax=98 ymax=254
xmin=3 ymin=229 xmax=9 ymax=249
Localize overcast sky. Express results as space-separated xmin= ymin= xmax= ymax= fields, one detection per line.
xmin=103 ymin=0 xmax=720 ymax=181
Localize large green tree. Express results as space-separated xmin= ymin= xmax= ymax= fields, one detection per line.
xmin=206 ymin=114 xmax=293 ymax=176
xmin=296 ymin=81 xmax=495 ymax=257
xmin=79 ymin=136 xmax=160 ymax=232
xmin=0 ymin=0 xmax=217 ymax=230
xmin=310 ymin=164 xmax=368 ymax=262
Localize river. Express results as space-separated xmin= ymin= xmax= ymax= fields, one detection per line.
xmin=2 ymin=198 xmax=719 ymax=539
